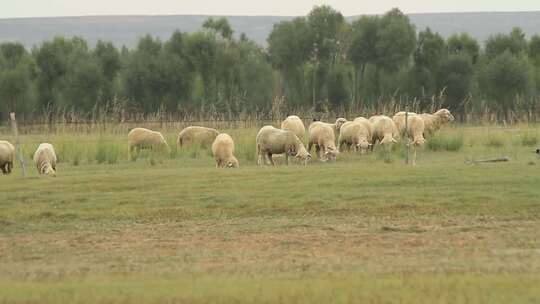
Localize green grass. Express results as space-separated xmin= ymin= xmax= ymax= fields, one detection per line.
xmin=427 ymin=130 xmax=464 ymax=152
xmin=0 ymin=125 xmax=539 ymax=303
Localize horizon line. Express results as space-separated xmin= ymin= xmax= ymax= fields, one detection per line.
xmin=1 ymin=9 xmax=540 ymax=21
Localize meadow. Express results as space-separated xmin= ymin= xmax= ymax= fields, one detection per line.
xmin=0 ymin=121 xmax=539 ymax=303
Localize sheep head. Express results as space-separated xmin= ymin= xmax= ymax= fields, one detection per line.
xmin=226 ymin=157 xmax=239 ymax=168
xmin=356 ymin=140 xmax=372 ymax=154
xmin=435 ymin=109 xmax=455 ymax=123
xmin=334 ymin=118 xmax=347 ymax=132
xmin=295 ymin=146 xmax=311 ymax=165
xmin=324 ymin=146 xmax=339 ymax=161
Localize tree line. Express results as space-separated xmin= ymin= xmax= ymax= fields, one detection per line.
xmin=1 ymin=6 xmax=540 ymax=122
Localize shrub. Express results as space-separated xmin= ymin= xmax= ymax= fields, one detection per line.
xmin=521 ymin=132 xmax=538 ymax=147
xmin=427 ymin=132 xmax=464 ymax=152
xmin=485 ymin=134 xmax=505 ymax=148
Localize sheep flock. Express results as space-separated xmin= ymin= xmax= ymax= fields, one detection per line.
xmin=0 ymin=109 xmax=458 ymax=175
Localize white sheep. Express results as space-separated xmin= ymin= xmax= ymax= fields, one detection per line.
xmin=420 ymin=109 xmax=455 ymax=136
xmin=212 ymin=133 xmax=239 ymax=168
xmin=392 ymin=111 xmax=418 ymax=138
xmin=177 ymin=126 xmax=220 ymax=148
xmin=128 ymin=127 xmax=170 ymax=160
xmin=33 ymin=143 xmax=57 ymax=176
xmin=281 ymin=115 xmax=306 ymax=140
xmin=0 ymin=140 xmax=15 ymax=175
xmin=338 ymin=119 xmax=372 ymax=154
xmin=369 ymin=115 xmax=399 ymax=148
xmin=256 ymin=126 xmax=311 ymax=166
xmin=308 ymin=121 xmax=340 ymax=161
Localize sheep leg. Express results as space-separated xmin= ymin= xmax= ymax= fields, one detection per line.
xmin=315 ymin=145 xmax=321 ymax=160
xmin=1 ymin=164 xmax=6 ymax=175
xmin=285 ymin=153 xmax=289 ymax=166
xmin=268 ymin=153 xmax=276 ymax=166
xmin=7 ymin=162 xmax=12 ymax=174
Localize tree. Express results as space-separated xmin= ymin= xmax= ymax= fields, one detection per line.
xmin=268 ymin=17 xmax=312 ymax=105
xmin=436 ymin=54 xmax=474 ymax=116
xmin=408 ymin=28 xmax=447 ymax=100
xmin=348 ymin=16 xmax=379 ymax=100
xmin=485 ymin=27 xmax=528 ymax=60
xmin=94 ymin=40 xmax=121 ymax=101
xmin=0 ymin=43 xmax=34 ymax=114
xmin=447 ymin=33 xmax=480 ymax=64
xmin=203 ymin=17 xmax=234 ymax=40
xmin=480 ymin=51 xmax=532 ymax=119
xmin=529 ymin=35 xmax=540 ymax=67
xmin=375 ymin=8 xmax=416 ymax=72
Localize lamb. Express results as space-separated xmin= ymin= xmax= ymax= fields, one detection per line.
xmin=281 ymin=115 xmax=306 ymax=139
xmin=177 ymin=126 xmax=219 ymax=148
xmin=419 ymin=109 xmax=455 ymax=136
xmin=33 ymin=143 xmax=57 ymax=176
xmin=338 ymin=120 xmax=372 ymax=154
xmin=308 ymin=122 xmax=340 ymax=161
xmin=369 ymin=115 xmax=399 ymax=148
xmin=212 ymin=133 xmax=239 ymax=168
xmin=128 ymin=127 xmax=170 ymax=160
xmin=256 ymin=126 xmax=311 ymax=166
xmin=0 ymin=140 xmax=15 ymax=175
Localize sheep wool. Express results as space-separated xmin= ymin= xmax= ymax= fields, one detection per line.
xmin=0 ymin=140 xmax=15 ymax=175
xmin=33 ymin=143 xmax=57 ymax=176
xmin=177 ymin=126 xmax=220 ymax=148
xmin=212 ymin=133 xmax=239 ymax=168
xmin=256 ymin=126 xmax=311 ymax=166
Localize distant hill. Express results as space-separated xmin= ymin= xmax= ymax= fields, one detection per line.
xmin=1 ymin=12 xmax=540 ymax=49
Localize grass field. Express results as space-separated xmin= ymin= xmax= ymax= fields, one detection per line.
xmin=0 ymin=124 xmax=539 ymax=303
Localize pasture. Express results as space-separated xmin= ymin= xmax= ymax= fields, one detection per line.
xmin=0 ymin=123 xmax=540 ymax=303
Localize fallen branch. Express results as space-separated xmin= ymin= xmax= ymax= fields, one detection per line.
xmin=466 ymin=156 xmax=510 ymax=164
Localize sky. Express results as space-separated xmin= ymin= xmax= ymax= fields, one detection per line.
xmin=2 ymin=0 xmax=540 ymax=18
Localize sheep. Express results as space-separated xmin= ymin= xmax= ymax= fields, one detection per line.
xmin=392 ymin=111 xmax=418 ymax=138
xmin=256 ymin=126 xmax=311 ymax=166
xmin=308 ymin=122 xmax=340 ymax=161
xmin=212 ymin=133 xmax=239 ymax=168
xmin=281 ymin=115 xmax=306 ymax=140
xmin=338 ymin=120 xmax=372 ymax=154
xmin=369 ymin=115 xmax=399 ymax=148
xmin=419 ymin=109 xmax=455 ymax=136
xmin=0 ymin=140 xmax=15 ymax=175
xmin=312 ymin=118 xmax=347 ymax=136
xmin=33 ymin=143 xmax=57 ymax=176
xmin=177 ymin=126 xmax=219 ymax=149
xmin=128 ymin=127 xmax=170 ymax=160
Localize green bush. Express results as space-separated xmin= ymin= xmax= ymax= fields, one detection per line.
xmin=485 ymin=135 xmax=506 ymax=148
xmin=521 ymin=132 xmax=538 ymax=147
xmin=427 ymin=132 xmax=464 ymax=152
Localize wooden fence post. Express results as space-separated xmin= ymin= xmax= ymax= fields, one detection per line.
xmin=405 ymin=110 xmax=410 ymax=165
xmin=10 ymin=113 xmax=26 ymax=177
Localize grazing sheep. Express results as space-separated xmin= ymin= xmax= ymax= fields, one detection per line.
xmin=369 ymin=115 xmax=399 ymax=148
xmin=177 ymin=126 xmax=219 ymax=148
xmin=212 ymin=133 xmax=239 ymax=168
xmin=313 ymin=118 xmax=348 ymax=136
xmin=392 ymin=111 xmax=418 ymax=137
xmin=308 ymin=122 xmax=340 ymax=161
xmin=256 ymin=126 xmax=311 ymax=166
xmin=0 ymin=140 xmax=15 ymax=175
xmin=281 ymin=115 xmax=306 ymax=140
xmin=128 ymin=127 xmax=170 ymax=160
xmin=419 ymin=109 xmax=455 ymax=136
xmin=33 ymin=143 xmax=57 ymax=176
xmin=338 ymin=120 xmax=372 ymax=154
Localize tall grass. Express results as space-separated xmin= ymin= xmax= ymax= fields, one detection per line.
xmin=427 ymin=131 xmax=464 ymax=152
